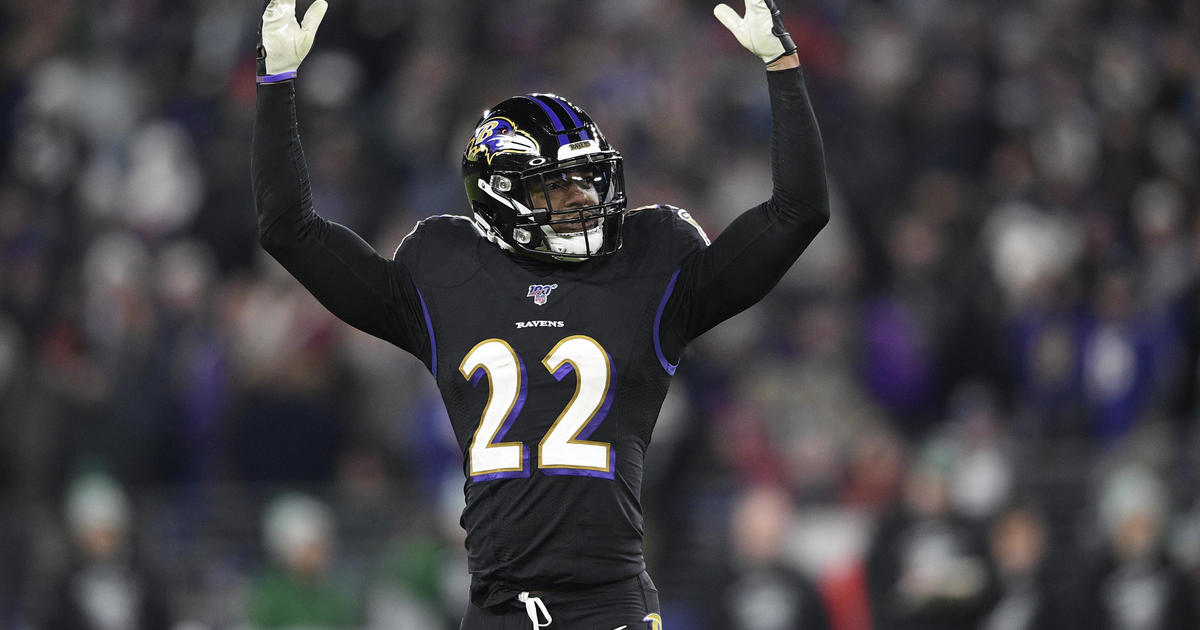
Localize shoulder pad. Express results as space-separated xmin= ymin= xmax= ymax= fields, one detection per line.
xmin=393 ymin=214 xmax=486 ymax=286
xmin=617 ymin=204 xmax=710 ymax=273
xmin=642 ymin=204 xmax=710 ymax=246
xmin=393 ymin=214 xmax=480 ymax=259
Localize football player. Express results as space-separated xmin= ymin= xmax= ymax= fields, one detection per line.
xmin=252 ymin=0 xmax=828 ymax=628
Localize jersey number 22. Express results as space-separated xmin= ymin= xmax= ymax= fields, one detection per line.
xmin=459 ymin=335 xmax=615 ymax=480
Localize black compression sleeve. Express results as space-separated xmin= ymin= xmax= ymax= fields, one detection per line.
xmin=252 ymin=82 xmax=431 ymax=365
xmin=660 ymin=67 xmax=829 ymax=361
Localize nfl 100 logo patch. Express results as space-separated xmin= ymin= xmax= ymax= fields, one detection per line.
xmin=527 ymin=284 xmax=558 ymax=306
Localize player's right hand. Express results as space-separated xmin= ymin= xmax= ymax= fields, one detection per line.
xmin=257 ymin=0 xmax=328 ymax=83
xmin=713 ymin=0 xmax=797 ymax=65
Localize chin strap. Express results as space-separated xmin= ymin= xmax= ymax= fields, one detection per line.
xmin=518 ymin=592 xmax=553 ymax=629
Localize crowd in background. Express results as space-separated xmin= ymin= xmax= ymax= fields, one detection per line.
xmin=1 ymin=0 xmax=1199 ymax=628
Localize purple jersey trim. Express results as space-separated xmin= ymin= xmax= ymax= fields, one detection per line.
xmin=256 ymin=71 xmax=297 ymax=84
xmin=471 ymin=449 xmax=531 ymax=482
xmin=540 ymin=354 xmax=617 ymax=479
xmin=415 ymin=287 xmax=436 ymax=377
xmin=551 ymin=362 xmax=574 ymax=381
xmin=541 ymin=451 xmax=617 ymax=479
xmin=509 ymin=359 xmax=529 ymax=436
xmin=466 ymin=357 xmax=531 ymax=481
xmin=581 ymin=358 xmax=617 ymax=441
xmin=653 ymin=270 xmax=681 ymax=375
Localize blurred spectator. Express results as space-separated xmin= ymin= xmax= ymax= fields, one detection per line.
xmin=987 ymin=201 xmax=1088 ymax=438
xmin=0 ymin=0 xmax=1198 ymax=626
xmin=720 ymin=296 xmax=889 ymax=499
xmin=864 ymin=438 xmax=998 ymax=630
xmin=38 ymin=471 xmax=173 ymax=630
xmin=244 ymin=492 xmax=361 ymax=629
xmin=838 ymin=426 xmax=906 ymax=519
xmin=1076 ymin=464 xmax=1199 ymax=630
xmin=1131 ymin=179 xmax=1193 ymax=315
xmin=858 ymin=210 xmax=950 ymax=432
xmin=226 ymin=276 xmax=348 ymax=485
xmin=715 ymin=485 xmax=832 ymax=630
xmin=979 ymin=502 xmax=1057 ymax=630
xmin=1170 ymin=269 xmax=1200 ymax=428
xmin=945 ymin=387 xmax=1016 ymax=523
xmin=365 ymin=478 xmax=468 ymax=630
xmin=1078 ymin=263 xmax=1175 ymax=442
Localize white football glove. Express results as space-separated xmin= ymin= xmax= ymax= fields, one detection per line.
xmin=713 ymin=0 xmax=797 ymax=64
xmin=257 ymin=0 xmax=328 ymax=83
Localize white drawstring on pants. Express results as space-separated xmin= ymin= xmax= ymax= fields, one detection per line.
xmin=518 ymin=591 xmax=552 ymax=629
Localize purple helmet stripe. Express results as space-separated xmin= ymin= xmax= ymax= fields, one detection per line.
xmin=544 ymin=95 xmax=591 ymax=141
xmin=521 ymin=96 xmax=570 ymax=145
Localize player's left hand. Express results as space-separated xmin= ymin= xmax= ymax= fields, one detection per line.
xmin=713 ymin=0 xmax=797 ymax=65
xmin=257 ymin=0 xmax=328 ymax=82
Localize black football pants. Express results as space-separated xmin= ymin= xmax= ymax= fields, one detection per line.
xmin=460 ymin=571 xmax=662 ymax=630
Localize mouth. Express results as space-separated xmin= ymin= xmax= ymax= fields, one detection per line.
xmin=550 ymin=209 xmax=602 ymax=234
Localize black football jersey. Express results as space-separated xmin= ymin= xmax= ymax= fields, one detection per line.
xmin=253 ymin=67 xmax=828 ymax=611
xmin=395 ymin=207 xmax=705 ymax=605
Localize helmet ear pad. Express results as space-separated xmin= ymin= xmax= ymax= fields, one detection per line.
xmin=462 ymin=94 xmax=626 ymax=262
xmin=466 ymin=160 xmax=548 ymax=251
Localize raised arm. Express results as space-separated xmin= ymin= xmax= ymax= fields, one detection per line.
xmin=658 ymin=0 xmax=830 ymax=362
xmin=252 ymin=0 xmax=431 ymax=364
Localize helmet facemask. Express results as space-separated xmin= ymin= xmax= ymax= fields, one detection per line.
xmin=463 ymin=94 xmax=627 ymax=262
xmin=521 ymin=155 xmax=624 ymax=259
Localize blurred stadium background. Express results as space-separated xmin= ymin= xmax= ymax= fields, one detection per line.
xmin=1 ymin=0 xmax=1199 ymax=628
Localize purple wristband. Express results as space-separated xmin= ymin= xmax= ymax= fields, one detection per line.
xmin=256 ymin=71 xmax=297 ymax=84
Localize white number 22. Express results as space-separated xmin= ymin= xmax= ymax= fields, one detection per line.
xmin=459 ymin=335 xmax=614 ymax=481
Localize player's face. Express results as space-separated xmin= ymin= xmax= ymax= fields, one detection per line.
xmin=528 ymin=169 xmax=602 ymax=233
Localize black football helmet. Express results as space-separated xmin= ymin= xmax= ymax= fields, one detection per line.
xmin=462 ymin=94 xmax=626 ymax=261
